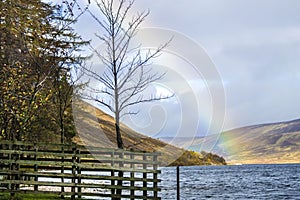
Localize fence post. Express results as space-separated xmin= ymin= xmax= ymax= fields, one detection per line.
xmin=10 ymin=142 xmax=18 ymax=198
xmin=8 ymin=142 xmax=14 ymax=198
xmin=130 ymin=153 xmax=134 ymax=200
xmin=177 ymin=166 xmax=180 ymax=200
xmin=0 ymin=141 xmax=162 ymax=199
xmin=115 ymin=150 xmax=124 ymax=199
xmin=143 ymin=154 xmax=147 ymax=198
xmin=77 ymin=148 xmax=81 ymax=199
xmin=34 ymin=145 xmax=38 ymax=191
xmin=61 ymin=144 xmax=65 ymax=199
xmin=16 ymin=144 xmax=21 ymax=191
xmin=111 ymin=151 xmax=115 ymax=196
xmin=153 ymin=154 xmax=158 ymax=199
xmin=71 ymin=146 xmax=76 ymax=200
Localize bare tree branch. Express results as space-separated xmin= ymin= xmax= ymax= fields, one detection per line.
xmin=82 ymin=0 xmax=173 ymax=153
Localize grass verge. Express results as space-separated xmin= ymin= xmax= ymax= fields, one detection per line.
xmin=0 ymin=193 xmax=71 ymax=200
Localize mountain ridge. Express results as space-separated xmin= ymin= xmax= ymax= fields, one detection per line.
xmin=177 ymin=118 xmax=300 ymax=164
xmin=71 ymin=99 xmax=226 ymax=166
xmin=224 ymin=118 xmax=300 ymax=134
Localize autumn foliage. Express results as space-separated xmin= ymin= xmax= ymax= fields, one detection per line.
xmin=0 ymin=0 xmax=87 ymax=142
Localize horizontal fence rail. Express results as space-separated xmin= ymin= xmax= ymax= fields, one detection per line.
xmin=0 ymin=140 xmax=161 ymax=199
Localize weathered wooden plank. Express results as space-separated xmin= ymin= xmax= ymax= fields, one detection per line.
xmin=0 ymin=151 xmax=160 ymax=166
xmin=0 ymin=189 xmax=161 ymax=199
xmin=0 ymin=141 xmax=161 ymax=156
xmin=77 ymin=163 xmax=161 ymax=173
xmin=0 ymin=180 xmax=161 ymax=192
xmin=0 ymin=160 xmax=160 ymax=173
xmin=0 ymin=170 xmax=161 ymax=183
xmin=0 ymin=159 xmax=74 ymax=167
xmin=0 ymin=149 xmax=73 ymax=157
xmin=0 ymin=140 xmax=162 ymax=199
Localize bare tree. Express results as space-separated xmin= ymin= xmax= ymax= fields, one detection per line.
xmin=81 ymin=2 xmax=172 ymax=198
xmin=83 ymin=0 xmax=172 ymax=149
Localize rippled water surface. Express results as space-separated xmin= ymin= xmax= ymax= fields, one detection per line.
xmin=160 ymin=164 xmax=300 ymax=199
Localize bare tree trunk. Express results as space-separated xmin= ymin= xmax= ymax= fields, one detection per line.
xmin=82 ymin=1 xmax=172 ymax=198
xmin=115 ymin=115 xmax=124 ymax=199
xmin=115 ymin=122 xmax=123 ymax=149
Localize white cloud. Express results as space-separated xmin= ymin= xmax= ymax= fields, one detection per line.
xmin=73 ymin=0 xmax=300 ymax=132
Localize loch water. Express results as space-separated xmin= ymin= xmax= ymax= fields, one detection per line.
xmin=160 ymin=164 xmax=300 ymax=199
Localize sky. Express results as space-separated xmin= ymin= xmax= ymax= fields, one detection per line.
xmin=58 ymin=0 xmax=300 ymax=138
xmin=131 ymin=0 xmax=300 ymax=128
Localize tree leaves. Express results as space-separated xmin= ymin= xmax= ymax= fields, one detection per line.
xmin=0 ymin=0 xmax=87 ymax=142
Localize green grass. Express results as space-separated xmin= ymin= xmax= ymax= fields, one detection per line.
xmin=0 ymin=192 xmax=99 ymax=200
xmin=0 ymin=193 xmax=71 ymax=200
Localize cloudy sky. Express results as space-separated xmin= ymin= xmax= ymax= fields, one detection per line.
xmin=67 ymin=0 xmax=300 ymax=137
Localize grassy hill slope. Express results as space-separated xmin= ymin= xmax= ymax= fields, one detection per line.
xmin=188 ymin=119 xmax=300 ymax=164
xmin=72 ymin=100 xmax=226 ymax=166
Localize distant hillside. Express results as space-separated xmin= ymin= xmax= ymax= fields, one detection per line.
xmin=180 ymin=119 xmax=300 ymax=164
xmin=72 ymin=100 xmax=226 ymax=166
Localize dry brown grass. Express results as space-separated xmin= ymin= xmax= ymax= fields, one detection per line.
xmin=191 ymin=119 xmax=300 ymax=165
xmin=71 ymin=99 xmax=226 ymax=166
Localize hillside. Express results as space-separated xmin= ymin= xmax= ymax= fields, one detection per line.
xmin=71 ymin=99 xmax=226 ymax=166
xmin=180 ymin=119 xmax=300 ymax=164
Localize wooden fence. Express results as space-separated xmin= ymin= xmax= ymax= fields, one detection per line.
xmin=0 ymin=140 xmax=161 ymax=199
